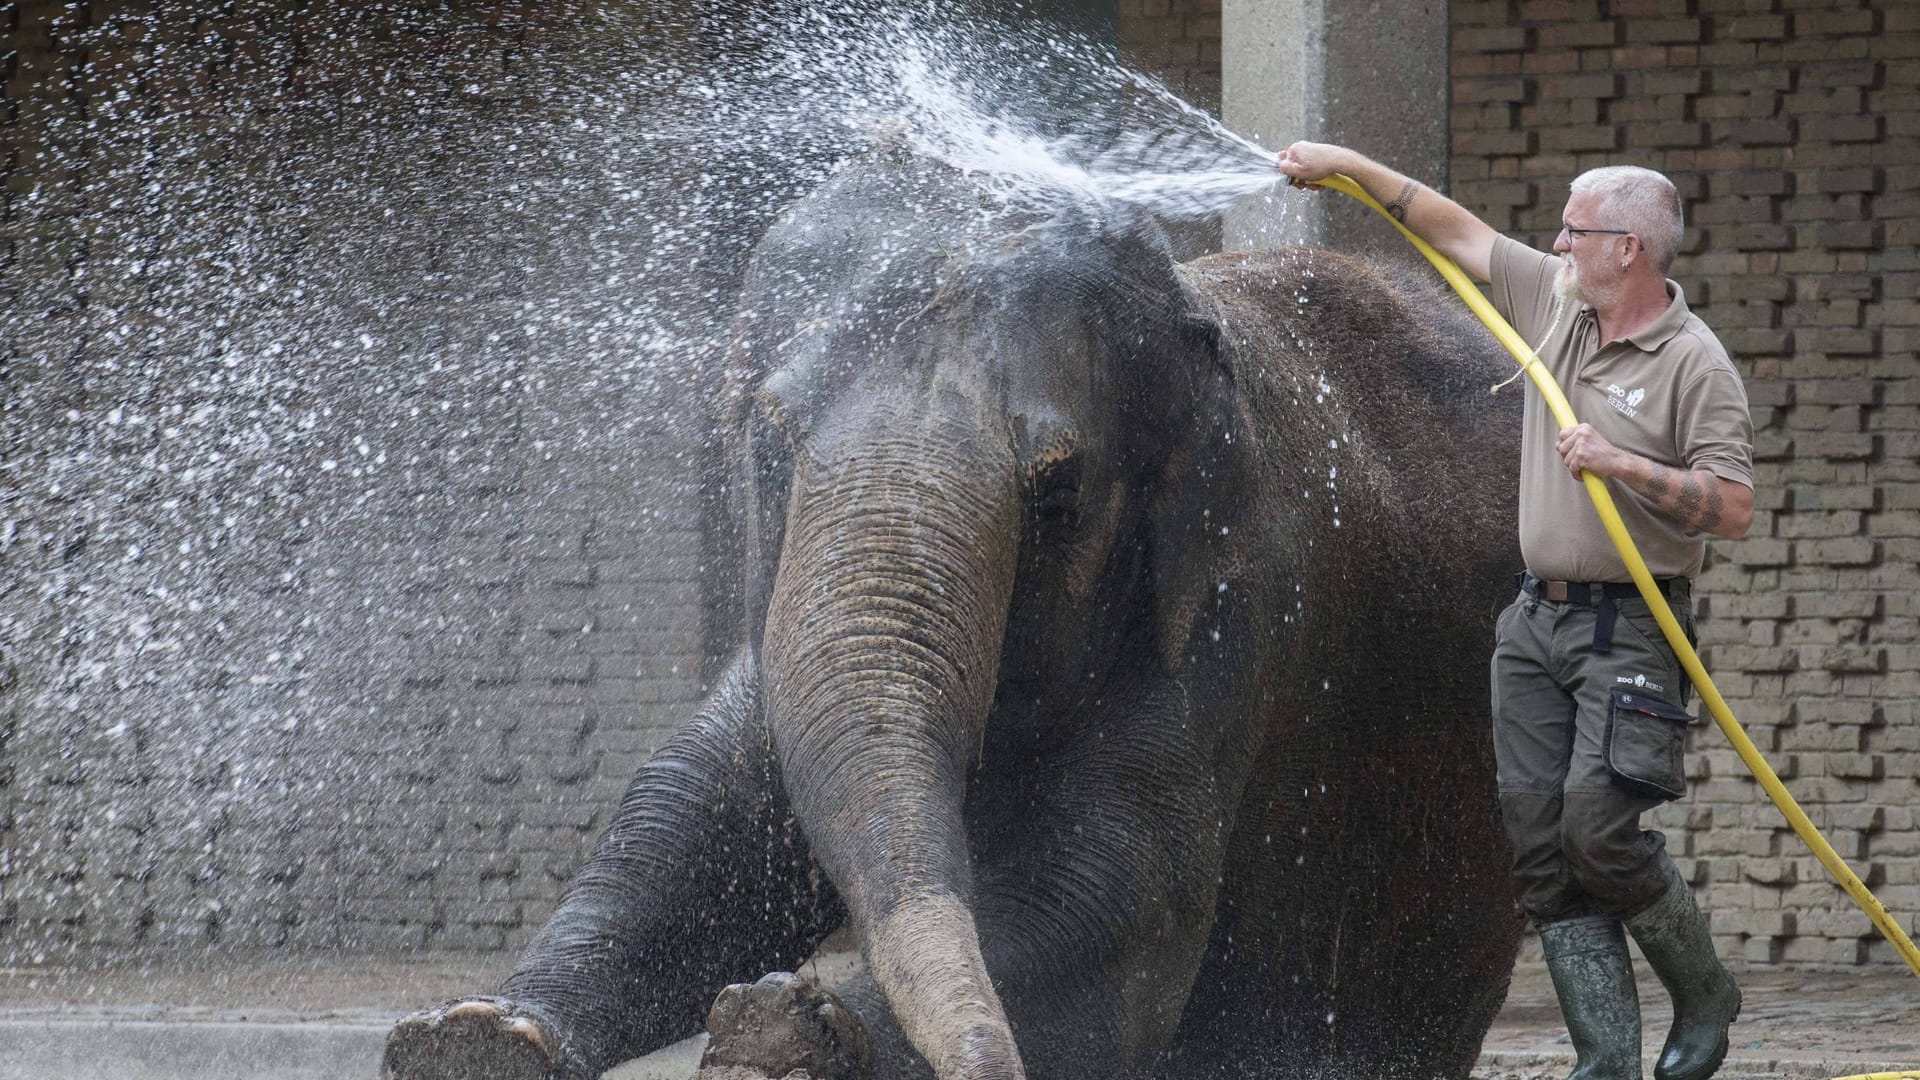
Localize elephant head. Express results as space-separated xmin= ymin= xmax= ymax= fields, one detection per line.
xmin=720 ymin=152 xmax=1265 ymax=1079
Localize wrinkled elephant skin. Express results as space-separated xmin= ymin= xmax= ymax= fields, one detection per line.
xmin=384 ymin=149 xmax=1527 ymax=1080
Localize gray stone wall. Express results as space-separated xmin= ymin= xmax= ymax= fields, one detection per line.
xmin=2 ymin=0 xmax=724 ymax=958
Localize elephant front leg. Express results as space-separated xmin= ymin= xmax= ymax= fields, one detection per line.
xmin=384 ymin=651 xmax=842 ymax=1080
xmin=693 ymin=971 xmax=873 ymax=1080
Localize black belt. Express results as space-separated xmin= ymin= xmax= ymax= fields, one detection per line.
xmin=1515 ymin=572 xmax=1685 ymax=654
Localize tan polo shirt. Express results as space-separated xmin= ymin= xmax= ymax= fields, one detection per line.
xmin=1488 ymin=235 xmax=1754 ymax=582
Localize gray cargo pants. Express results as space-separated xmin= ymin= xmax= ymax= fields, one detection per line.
xmin=1491 ymin=574 xmax=1698 ymax=923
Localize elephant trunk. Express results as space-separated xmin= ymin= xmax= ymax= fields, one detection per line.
xmin=762 ymin=421 xmax=1023 ymax=1080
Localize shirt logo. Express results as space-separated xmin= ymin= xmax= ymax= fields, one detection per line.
xmin=1605 ymin=383 xmax=1646 ymax=418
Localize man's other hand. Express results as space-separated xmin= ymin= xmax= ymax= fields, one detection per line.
xmin=1556 ymin=423 xmax=1627 ymax=481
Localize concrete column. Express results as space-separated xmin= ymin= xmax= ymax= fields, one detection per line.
xmin=1222 ymin=0 xmax=1449 ymax=262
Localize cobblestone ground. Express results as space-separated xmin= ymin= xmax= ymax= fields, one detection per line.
xmin=2 ymin=952 xmax=1916 ymax=1079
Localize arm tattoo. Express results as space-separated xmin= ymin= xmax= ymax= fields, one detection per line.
xmin=1646 ymin=463 xmax=1722 ymax=532
xmin=1674 ymin=472 xmax=1705 ymax=529
xmin=1700 ymin=478 xmax=1724 ymax=532
xmin=1385 ymin=180 xmax=1419 ymax=224
xmin=1646 ymin=463 xmax=1672 ymax=501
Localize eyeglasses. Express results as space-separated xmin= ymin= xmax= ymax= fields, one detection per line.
xmin=1560 ymin=224 xmax=1631 ymax=240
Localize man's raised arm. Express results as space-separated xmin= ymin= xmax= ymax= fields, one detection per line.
xmin=1274 ymin=141 xmax=1501 ymax=283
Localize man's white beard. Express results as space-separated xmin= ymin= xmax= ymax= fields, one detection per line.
xmin=1556 ymin=260 xmax=1617 ymax=308
xmin=1554 ymin=262 xmax=1583 ymax=303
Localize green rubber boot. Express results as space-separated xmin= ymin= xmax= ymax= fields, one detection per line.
xmin=1539 ymin=915 xmax=1644 ymax=1080
xmin=1624 ymin=870 xmax=1742 ymax=1080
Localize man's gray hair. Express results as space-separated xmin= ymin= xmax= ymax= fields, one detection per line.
xmin=1570 ymin=165 xmax=1684 ymax=273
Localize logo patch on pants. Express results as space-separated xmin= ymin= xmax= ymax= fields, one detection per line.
xmin=1616 ymin=673 xmax=1664 ymax=694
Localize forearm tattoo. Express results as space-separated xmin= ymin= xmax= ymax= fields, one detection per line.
xmin=1648 ymin=463 xmax=1722 ymax=532
xmin=1700 ymin=477 xmax=1725 ymax=532
xmin=1674 ymin=472 xmax=1704 ymax=527
xmin=1646 ymin=464 xmax=1671 ymax=501
xmin=1385 ymin=180 xmax=1419 ymax=223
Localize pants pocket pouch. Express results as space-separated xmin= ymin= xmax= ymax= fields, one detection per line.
xmin=1604 ymin=687 xmax=1695 ymax=800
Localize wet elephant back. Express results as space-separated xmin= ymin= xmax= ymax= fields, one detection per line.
xmin=1179 ymin=246 xmax=1520 ymax=573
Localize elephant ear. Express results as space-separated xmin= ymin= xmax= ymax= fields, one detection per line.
xmin=1146 ymin=295 xmax=1258 ymax=676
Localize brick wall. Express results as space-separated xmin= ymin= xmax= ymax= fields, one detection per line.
xmin=1451 ymin=0 xmax=1918 ymax=966
xmin=1 ymin=0 xmax=723 ymax=958
xmin=1118 ymin=0 xmax=1222 ymax=115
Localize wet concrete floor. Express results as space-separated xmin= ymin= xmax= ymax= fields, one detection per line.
xmin=1 ymin=951 xmax=1915 ymax=1079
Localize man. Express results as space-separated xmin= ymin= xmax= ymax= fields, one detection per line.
xmin=1276 ymin=143 xmax=1752 ymax=1080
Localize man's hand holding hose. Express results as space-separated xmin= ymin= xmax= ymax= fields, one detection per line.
xmin=1274 ymin=140 xmax=1500 ymax=282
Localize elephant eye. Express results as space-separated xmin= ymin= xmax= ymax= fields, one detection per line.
xmin=1037 ymin=485 xmax=1079 ymax=522
xmin=1028 ymin=459 xmax=1083 ymax=534
xmin=754 ymin=385 xmax=799 ymax=445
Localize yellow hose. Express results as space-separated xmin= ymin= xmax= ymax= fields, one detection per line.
xmin=1305 ymin=172 xmax=1920 ymax=980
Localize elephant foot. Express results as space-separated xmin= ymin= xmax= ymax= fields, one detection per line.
xmin=383 ymin=996 xmax=590 ymax=1080
xmin=693 ymin=972 xmax=872 ymax=1080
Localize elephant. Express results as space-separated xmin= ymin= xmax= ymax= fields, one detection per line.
xmin=383 ymin=145 xmax=1527 ymax=1080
